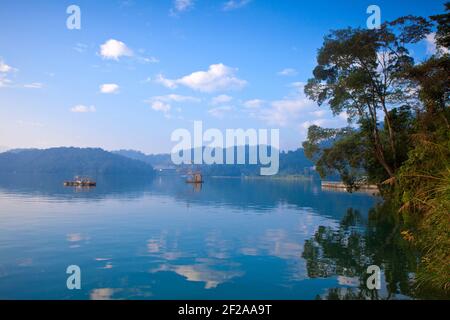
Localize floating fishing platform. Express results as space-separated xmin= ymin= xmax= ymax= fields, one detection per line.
xmin=186 ymin=172 xmax=204 ymax=184
xmin=64 ymin=176 xmax=96 ymax=187
xmin=321 ymin=181 xmax=378 ymax=191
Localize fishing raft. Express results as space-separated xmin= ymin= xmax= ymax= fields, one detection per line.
xmin=186 ymin=172 xmax=204 ymax=184
xmin=64 ymin=176 xmax=96 ymax=187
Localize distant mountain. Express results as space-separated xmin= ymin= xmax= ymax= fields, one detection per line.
xmin=0 ymin=146 xmax=10 ymax=153
xmin=0 ymin=147 xmax=154 ymax=176
xmin=113 ymin=150 xmax=173 ymax=168
xmin=115 ymin=147 xmax=315 ymax=177
xmin=113 ymin=149 xmax=149 ymax=163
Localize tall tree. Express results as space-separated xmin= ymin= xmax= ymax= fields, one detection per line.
xmin=304 ymin=17 xmax=431 ymax=179
xmin=303 ymin=4 xmax=449 ymax=292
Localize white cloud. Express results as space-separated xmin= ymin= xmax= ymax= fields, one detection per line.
xmin=251 ymin=82 xmax=319 ymax=126
xmin=0 ymin=59 xmax=16 ymax=88
xmin=136 ymin=48 xmax=159 ymax=64
xmin=119 ymin=0 xmax=135 ymax=8
xmin=0 ymin=74 xmax=12 ymax=88
xmin=16 ymin=120 xmax=44 ymax=127
xmin=211 ymin=94 xmax=233 ymax=105
xmin=171 ymin=0 xmax=194 ymax=15
xmin=0 ymin=59 xmax=15 ymax=73
xmin=74 ymin=43 xmax=88 ymax=53
xmin=208 ymin=105 xmax=233 ymax=118
xmin=71 ymin=105 xmax=96 ymax=113
xmin=425 ymin=33 xmax=437 ymax=54
xmin=223 ymin=0 xmax=251 ymax=11
xmin=300 ymin=119 xmax=326 ymax=130
xmin=138 ymin=56 xmax=159 ymax=64
xmin=155 ymin=74 xmax=178 ymax=89
xmin=278 ymin=68 xmax=298 ymax=76
xmin=243 ymin=99 xmax=264 ymax=108
xmin=425 ymin=33 xmax=449 ymax=55
xmin=338 ymin=111 xmax=349 ymax=121
xmin=310 ymin=110 xmax=325 ymax=118
xmin=238 ymin=83 xmax=350 ymax=132
xmin=148 ymin=94 xmax=201 ymax=103
xmin=151 ymin=101 xmax=171 ymax=113
xmin=99 ymin=39 xmax=133 ymax=60
xmin=289 ymin=81 xmax=306 ymax=89
xmin=23 ymin=82 xmax=44 ymax=89
xmin=100 ymin=83 xmax=120 ymax=94
xmin=99 ymin=40 xmax=157 ymax=64
xmin=147 ymin=94 xmax=200 ymax=117
xmin=259 ymin=97 xmax=315 ymax=126
xmin=156 ymin=63 xmax=247 ymax=92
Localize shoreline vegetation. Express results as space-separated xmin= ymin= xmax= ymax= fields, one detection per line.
xmin=321 ymin=181 xmax=380 ymax=195
xmin=210 ymin=174 xmax=314 ymax=181
xmin=320 ymin=181 xmax=378 ymax=190
xmin=243 ymin=174 xmax=313 ymax=181
xmin=302 ymin=3 xmax=450 ymax=294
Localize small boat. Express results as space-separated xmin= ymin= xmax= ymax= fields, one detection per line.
xmin=64 ymin=176 xmax=96 ymax=187
xmin=186 ymin=172 xmax=203 ymax=184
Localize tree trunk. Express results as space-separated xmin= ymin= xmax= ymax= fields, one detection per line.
xmin=381 ymin=99 xmax=397 ymax=169
xmin=373 ymin=127 xmax=395 ymax=178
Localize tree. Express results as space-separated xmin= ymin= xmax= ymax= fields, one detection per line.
xmin=303 ymin=17 xmax=432 ymax=180
xmin=303 ymin=125 xmax=367 ymax=190
xmin=430 ymin=2 xmax=450 ymax=49
xmin=303 ymin=4 xmax=450 ymax=293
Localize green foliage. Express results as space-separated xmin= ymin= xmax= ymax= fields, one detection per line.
xmin=303 ymin=206 xmax=421 ymax=299
xmin=304 ymin=15 xmax=434 ymax=180
xmin=302 ymin=3 xmax=450 ymax=293
xmin=430 ymin=2 xmax=450 ymax=49
xmin=396 ymin=130 xmax=450 ymax=293
xmin=392 ymin=3 xmax=450 ymax=293
xmin=302 ymin=126 xmax=367 ymax=189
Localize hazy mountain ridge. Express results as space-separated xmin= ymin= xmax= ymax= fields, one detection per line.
xmin=115 ymin=147 xmax=315 ymax=176
xmin=0 ymin=147 xmax=154 ymax=176
xmin=0 ymin=146 xmax=320 ymax=177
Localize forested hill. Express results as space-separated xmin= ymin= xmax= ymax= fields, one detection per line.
xmin=114 ymin=147 xmax=315 ymax=176
xmin=0 ymin=146 xmax=315 ymax=177
xmin=0 ymin=147 xmax=154 ymax=176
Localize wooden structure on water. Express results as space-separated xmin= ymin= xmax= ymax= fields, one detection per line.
xmin=321 ymin=180 xmax=378 ymax=191
xmin=64 ymin=176 xmax=96 ymax=187
xmin=186 ymin=172 xmax=203 ymax=184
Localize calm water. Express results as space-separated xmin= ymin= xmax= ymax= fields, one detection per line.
xmin=0 ymin=174 xmax=417 ymax=300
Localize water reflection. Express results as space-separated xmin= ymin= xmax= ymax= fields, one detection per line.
xmin=0 ymin=173 xmax=403 ymax=299
xmin=0 ymin=173 xmax=155 ymax=201
xmin=0 ymin=173 xmax=379 ymax=217
xmin=303 ymin=207 xmax=418 ymax=299
xmin=150 ymin=259 xmax=244 ymax=290
xmin=90 ymin=288 xmax=118 ymax=300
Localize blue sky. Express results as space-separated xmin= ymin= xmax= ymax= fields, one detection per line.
xmin=0 ymin=0 xmax=446 ymax=154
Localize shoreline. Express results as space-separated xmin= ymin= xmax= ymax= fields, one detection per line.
xmin=210 ymin=175 xmax=314 ymax=181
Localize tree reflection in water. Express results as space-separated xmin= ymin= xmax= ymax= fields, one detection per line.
xmin=302 ymin=205 xmax=420 ymax=300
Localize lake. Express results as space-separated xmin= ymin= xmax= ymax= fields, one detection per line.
xmin=0 ymin=174 xmax=418 ymax=299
